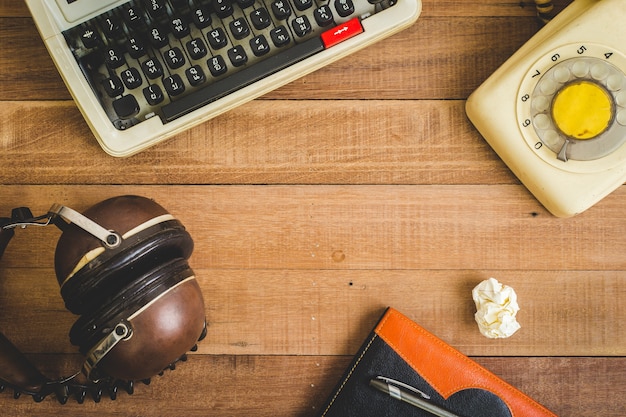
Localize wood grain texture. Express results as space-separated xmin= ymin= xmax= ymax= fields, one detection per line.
xmin=0 ymin=355 xmax=623 ymax=416
xmin=0 ymin=185 xmax=625 ymax=271
xmin=0 ymin=100 xmax=512 ymax=184
xmin=1 ymin=0 xmax=625 ymax=416
xmin=1 ymin=264 xmax=625 ymax=357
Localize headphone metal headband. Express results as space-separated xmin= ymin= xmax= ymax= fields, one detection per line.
xmin=49 ymin=204 xmax=122 ymax=249
xmin=82 ymin=321 xmax=133 ymax=382
xmin=1 ymin=205 xmax=121 ymax=249
xmin=0 ymin=209 xmax=53 ymax=230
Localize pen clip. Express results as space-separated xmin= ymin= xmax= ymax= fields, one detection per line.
xmin=376 ymin=375 xmax=430 ymax=400
xmin=375 ymin=375 xmax=431 ymax=400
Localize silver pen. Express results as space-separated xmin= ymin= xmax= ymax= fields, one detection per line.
xmin=369 ymin=376 xmax=461 ymax=417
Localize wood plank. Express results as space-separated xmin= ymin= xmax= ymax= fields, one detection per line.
xmin=1 ymin=267 xmax=624 ymax=356
xmin=0 ymin=18 xmax=67 ymax=100
xmin=0 ymin=355 xmax=621 ymax=417
xmin=0 ymin=0 xmax=31 ymax=17
xmin=0 ymin=185 xmax=624 ymax=271
xmin=0 ymin=99 xmax=516 ymax=184
xmin=420 ymin=0 xmax=570 ymax=17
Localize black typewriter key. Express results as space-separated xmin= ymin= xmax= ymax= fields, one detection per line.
xmin=112 ymin=95 xmax=140 ymax=118
xmin=121 ymin=68 xmax=143 ymax=89
xmin=142 ymin=57 xmax=164 ymax=79
xmin=164 ymin=47 xmax=186 ymax=69
xmin=143 ymin=84 xmax=164 ymax=105
xmin=58 ymin=0 xmax=392 ymax=131
xmin=123 ymin=6 xmax=144 ymax=28
xmin=186 ymin=65 xmax=206 ymax=86
xmin=163 ymin=74 xmax=186 ymax=96
xmin=207 ymin=28 xmax=228 ymax=50
xmin=148 ymin=26 xmax=169 ymax=48
xmin=250 ymin=35 xmax=270 ymax=57
xmin=144 ymin=0 xmax=167 ymax=17
xmin=161 ymin=37 xmax=325 ymax=122
xmin=237 ymin=0 xmax=256 ymax=8
xmin=105 ymin=46 xmax=126 ymax=69
xmin=250 ymin=7 xmax=271 ymax=30
xmin=229 ymin=18 xmax=250 ymax=40
xmin=101 ymin=16 xmax=123 ymax=39
xmin=186 ymin=38 xmax=208 ymax=60
xmin=170 ymin=0 xmax=190 ymax=9
xmin=293 ymin=0 xmax=313 ymax=11
xmin=191 ymin=6 xmax=212 ymax=29
xmin=170 ymin=17 xmax=190 ymax=39
xmin=214 ymin=0 xmax=234 ymax=18
xmin=127 ymin=37 xmax=147 ymax=59
xmin=227 ymin=45 xmax=248 ymax=67
xmin=102 ymin=76 xmax=124 ymax=97
xmin=291 ymin=16 xmax=311 ymax=37
xmin=208 ymin=55 xmax=228 ymax=77
xmin=334 ymin=0 xmax=354 ymax=17
xmin=80 ymin=26 xmax=100 ymax=49
xmin=314 ymin=6 xmax=333 ymax=27
xmin=270 ymin=26 xmax=291 ymax=47
xmin=271 ymin=0 xmax=292 ymax=20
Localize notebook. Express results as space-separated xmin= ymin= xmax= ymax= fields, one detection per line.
xmin=318 ymin=307 xmax=557 ymax=417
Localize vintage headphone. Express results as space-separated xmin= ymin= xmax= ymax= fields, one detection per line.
xmin=0 ymin=195 xmax=207 ymax=403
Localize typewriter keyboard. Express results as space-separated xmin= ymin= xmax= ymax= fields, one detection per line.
xmin=61 ymin=0 xmax=399 ymax=131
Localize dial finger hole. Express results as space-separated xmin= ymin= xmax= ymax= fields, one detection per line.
xmin=553 ymin=66 xmax=571 ymax=83
xmin=607 ymin=74 xmax=624 ymax=91
xmin=533 ymin=113 xmax=552 ymax=130
xmin=539 ymin=78 xmax=559 ymax=95
xmin=616 ymin=90 xmax=626 ymax=106
xmin=591 ymin=63 xmax=610 ymax=80
xmin=617 ymin=108 xmax=626 ymax=126
xmin=532 ymin=95 xmax=551 ymax=112
xmin=572 ymin=60 xmax=589 ymax=77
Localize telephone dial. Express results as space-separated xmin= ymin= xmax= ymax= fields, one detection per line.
xmin=0 ymin=195 xmax=207 ymax=403
xmin=466 ymin=0 xmax=626 ymax=217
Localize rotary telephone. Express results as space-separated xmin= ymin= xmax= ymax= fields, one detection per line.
xmin=0 ymin=196 xmax=207 ymax=403
xmin=467 ymin=0 xmax=626 ymax=217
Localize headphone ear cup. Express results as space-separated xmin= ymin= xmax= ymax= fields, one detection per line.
xmin=68 ymin=257 xmax=192 ymax=350
xmin=96 ymin=275 xmax=205 ymax=381
xmin=58 ymin=222 xmax=193 ymax=315
xmin=69 ymin=258 xmax=206 ymax=381
xmin=52 ymin=195 xmax=206 ymax=381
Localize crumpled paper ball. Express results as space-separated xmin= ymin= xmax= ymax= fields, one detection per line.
xmin=472 ymin=278 xmax=521 ymax=338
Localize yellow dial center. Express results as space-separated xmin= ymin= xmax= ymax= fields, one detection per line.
xmin=551 ymin=81 xmax=614 ymax=140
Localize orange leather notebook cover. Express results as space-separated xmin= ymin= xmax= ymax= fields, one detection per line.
xmin=318 ymin=307 xmax=557 ymax=417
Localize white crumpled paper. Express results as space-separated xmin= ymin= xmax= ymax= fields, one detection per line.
xmin=472 ymin=278 xmax=521 ymax=339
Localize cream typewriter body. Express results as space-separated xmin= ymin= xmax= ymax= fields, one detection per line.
xmin=27 ymin=0 xmax=422 ymax=156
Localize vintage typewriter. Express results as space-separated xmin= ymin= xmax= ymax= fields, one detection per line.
xmin=26 ymin=0 xmax=422 ymax=156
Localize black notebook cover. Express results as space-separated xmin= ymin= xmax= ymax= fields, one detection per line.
xmin=318 ymin=308 xmax=557 ymax=417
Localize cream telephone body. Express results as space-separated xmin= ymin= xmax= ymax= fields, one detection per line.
xmin=466 ymin=0 xmax=626 ymax=217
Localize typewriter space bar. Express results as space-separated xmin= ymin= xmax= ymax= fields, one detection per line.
xmin=161 ymin=37 xmax=325 ymax=122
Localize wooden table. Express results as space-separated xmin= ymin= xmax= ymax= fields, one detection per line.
xmin=0 ymin=0 xmax=624 ymax=415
